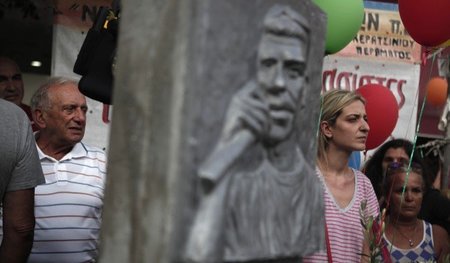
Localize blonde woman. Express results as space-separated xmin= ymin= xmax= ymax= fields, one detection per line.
xmin=303 ymin=89 xmax=379 ymax=263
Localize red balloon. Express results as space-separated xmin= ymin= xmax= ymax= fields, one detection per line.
xmin=399 ymin=0 xmax=450 ymax=47
xmin=356 ymin=84 xmax=399 ymax=150
xmin=426 ymin=77 xmax=448 ymax=106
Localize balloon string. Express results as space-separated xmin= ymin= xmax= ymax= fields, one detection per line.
xmin=316 ymin=94 xmax=324 ymax=140
xmin=399 ymin=50 xmax=438 ymax=210
xmin=389 ymin=51 xmax=438 ymax=248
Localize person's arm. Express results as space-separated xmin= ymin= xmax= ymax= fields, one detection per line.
xmin=0 ymin=188 xmax=36 ymax=262
xmin=198 ymin=81 xmax=267 ymax=183
xmin=432 ymin=224 xmax=450 ymax=263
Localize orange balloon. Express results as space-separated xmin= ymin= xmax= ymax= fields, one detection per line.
xmin=426 ymin=77 xmax=448 ymax=106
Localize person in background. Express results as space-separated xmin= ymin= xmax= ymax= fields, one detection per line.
xmin=380 ymin=162 xmax=449 ymax=262
xmin=0 ymin=57 xmax=39 ymax=131
xmin=363 ymin=139 xmax=422 ymax=200
xmin=29 ymin=77 xmax=107 ymax=262
xmin=0 ymin=99 xmax=45 ymax=262
xmin=363 ymin=138 xmax=450 ymax=234
xmin=303 ymin=89 xmax=379 ymax=263
xmin=422 ymin=151 xmax=443 ymax=189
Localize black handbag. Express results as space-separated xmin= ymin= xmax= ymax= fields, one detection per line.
xmin=73 ymin=2 xmax=119 ymax=105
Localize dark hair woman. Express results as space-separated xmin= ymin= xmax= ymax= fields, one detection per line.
xmin=381 ymin=162 xmax=449 ymax=262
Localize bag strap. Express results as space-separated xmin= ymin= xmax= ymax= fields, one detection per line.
xmin=325 ymin=221 xmax=333 ymax=263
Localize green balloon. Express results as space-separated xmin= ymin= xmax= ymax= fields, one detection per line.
xmin=312 ymin=0 xmax=364 ymax=54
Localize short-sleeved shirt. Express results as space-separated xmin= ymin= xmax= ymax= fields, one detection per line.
xmin=28 ymin=142 xmax=107 ymax=263
xmin=0 ymin=99 xmax=44 ymax=199
xmin=303 ymin=168 xmax=379 ymax=263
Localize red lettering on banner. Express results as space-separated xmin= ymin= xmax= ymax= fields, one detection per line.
xmin=322 ymin=70 xmax=407 ymax=109
xmin=337 ymin=72 xmax=352 ymax=90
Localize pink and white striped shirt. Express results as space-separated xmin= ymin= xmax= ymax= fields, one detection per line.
xmin=303 ymin=168 xmax=379 ymax=263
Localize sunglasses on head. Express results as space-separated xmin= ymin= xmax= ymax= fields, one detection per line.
xmin=386 ymin=161 xmax=423 ymax=175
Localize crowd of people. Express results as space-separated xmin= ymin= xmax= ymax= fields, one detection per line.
xmin=0 ymin=57 xmax=106 ymax=263
xmin=304 ymin=90 xmax=450 ymax=262
xmin=0 ymin=53 xmax=449 ymax=263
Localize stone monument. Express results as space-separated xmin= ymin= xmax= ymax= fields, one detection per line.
xmin=99 ymin=1 xmax=327 ymax=262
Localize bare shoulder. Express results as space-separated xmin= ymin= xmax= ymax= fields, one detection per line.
xmin=432 ymin=224 xmax=447 ymax=240
xmin=432 ymin=224 xmax=450 ymax=262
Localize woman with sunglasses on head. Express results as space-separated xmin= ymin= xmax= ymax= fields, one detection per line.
xmin=363 ymin=139 xmax=450 ymax=235
xmin=363 ymin=139 xmax=420 ymax=200
xmin=381 ymin=162 xmax=449 ymax=262
xmin=303 ymin=89 xmax=379 ymax=263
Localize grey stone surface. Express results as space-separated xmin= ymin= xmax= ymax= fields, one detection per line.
xmin=99 ymin=1 xmax=326 ymax=262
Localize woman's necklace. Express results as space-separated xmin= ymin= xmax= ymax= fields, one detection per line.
xmin=391 ymin=220 xmax=419 ymax=247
